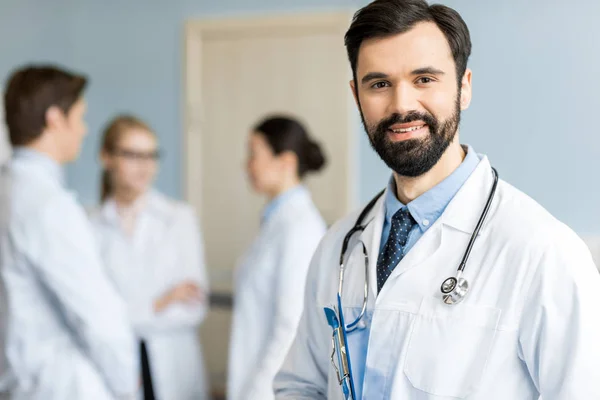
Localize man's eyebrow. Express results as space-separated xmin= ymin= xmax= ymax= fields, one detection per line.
xmin=411 ymin=67 xmax=445 ymax=76
xmin=361 ymin=67 xmax=446 ymax=84
xmin=361 ymin=72 xmax=389 ymax=84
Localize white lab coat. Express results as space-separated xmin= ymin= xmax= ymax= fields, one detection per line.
xmin=274 ymin=156 xmax=600 ymax=399
xmin=89 ymin=190 xmax=209 ymax=400
xmin=228 ymin=187 xmax=326 ymax=400
xmin=0 ymin=149 xmax=138 ymax=400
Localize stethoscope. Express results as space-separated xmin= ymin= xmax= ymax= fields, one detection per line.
xmin=323 ymin=167 xmax=499 ymax=399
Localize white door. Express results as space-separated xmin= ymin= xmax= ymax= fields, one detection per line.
xmin=184 ymin=12 xmax=355 ymax=393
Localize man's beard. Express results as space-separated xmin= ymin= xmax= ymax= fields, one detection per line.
xmin=360 ymin=96 xmax=461 ymax=177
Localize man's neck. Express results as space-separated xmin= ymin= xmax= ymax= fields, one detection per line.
xmin=393 ymin=142 xmax=466 ymax=205
xmin=25 ymin=137 xmax=63 ymax=165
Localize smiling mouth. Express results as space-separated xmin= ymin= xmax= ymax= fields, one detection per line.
xmin=389 ymin=124 xmax=426 ymax=133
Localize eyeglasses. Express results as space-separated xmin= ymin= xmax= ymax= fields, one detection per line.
xmin=112 ymin=149 xmax=161 ymax=161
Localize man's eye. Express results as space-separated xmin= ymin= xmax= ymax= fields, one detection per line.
xmin=371 ymin=81 xmax=389 ymax=89
xmin=416 ymin=77 xmax=433 ymax=84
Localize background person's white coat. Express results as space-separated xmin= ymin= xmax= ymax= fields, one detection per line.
xmin=0 ymin=150 xmax=138 ymax=400
xmin=90 ymin=190 xmax=210 ymax=400
xmin=274 ymin=156 xmax=600 ymax=399
xmin=227 ymin=187 xmax=326 ymax=400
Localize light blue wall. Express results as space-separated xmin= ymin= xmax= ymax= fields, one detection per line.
xmin=0 ymin=0 xmax=73 ymax=81
xmin=1 ymin=0 xmax=600 ymax=234
xmin=441 ymin=0 xmax=600 ymax=236
xmin=0 ymin=0 xmax=361 ymax=203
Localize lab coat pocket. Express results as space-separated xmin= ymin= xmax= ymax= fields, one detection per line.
xmin=404 ymin=296 xmax=500 ymax=398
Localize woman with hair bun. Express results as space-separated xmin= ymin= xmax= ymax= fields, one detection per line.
xmin=227 ymin=115 xmax=327 ymax=400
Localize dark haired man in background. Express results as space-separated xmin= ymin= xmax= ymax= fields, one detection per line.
xmin=0 ymin=65 xmax=138 ymax=399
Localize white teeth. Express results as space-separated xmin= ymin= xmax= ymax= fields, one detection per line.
xmin=391 ymin=125 xmax=424 ymax=133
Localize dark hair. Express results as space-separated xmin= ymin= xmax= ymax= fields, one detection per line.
xmin=253 ymin=116 xmax=326 ymax=178
xmin=345 ymin=0 xmax=472 ymax=84
xmin=3 ymin=64 xmax=87 ymax=146
xmin=99 ymin=114 xmax=154 ymax=202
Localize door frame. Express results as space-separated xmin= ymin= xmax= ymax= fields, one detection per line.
xmin=182 ymin=11 xmax=358 ymax=219
xmin=182 ymin=12 xmax=358 ymax=394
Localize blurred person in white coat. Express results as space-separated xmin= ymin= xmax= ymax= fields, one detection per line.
xmin=227 ymin=116 xmax=328 ymax=400
xmin=0 ymin=65 xmax=138 ymax=399
xmin=89 ymin=115 xmax=210 ymax=400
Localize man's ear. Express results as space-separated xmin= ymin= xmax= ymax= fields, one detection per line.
xmin=459 ymin=68 xmax=473 ymax=111
xmin=45 ymin=105 xmax=65 ymax=131
xmin=350 ymin=79 xmax=359 ymax=107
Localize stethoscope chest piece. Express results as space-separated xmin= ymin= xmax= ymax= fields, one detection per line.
xmin=441 ymin=275 xmax=469 ymax=305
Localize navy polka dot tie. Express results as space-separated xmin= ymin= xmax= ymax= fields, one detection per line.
xmin=377 ymin=208 xmax=416 ymax=292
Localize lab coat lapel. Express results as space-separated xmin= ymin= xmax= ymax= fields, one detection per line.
xmin=440 ymin=156 xmax=496 ymax=236
xmin=380 ymin=218 xmax=444 ymax=295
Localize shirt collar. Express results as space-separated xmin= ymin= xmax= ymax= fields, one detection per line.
xmin=100 ymin=189 xmax=169 ymax=225
xmin=12 ymin=147 xmax=65 ymax=187
xmin=262 ymin=184 xmax=307 ymax=223
xmin=384 ymin=144 xmax=480 ymax=232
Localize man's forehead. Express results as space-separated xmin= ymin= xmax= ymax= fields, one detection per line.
xmin=356 ymin=22 xmax=454 ymax=76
